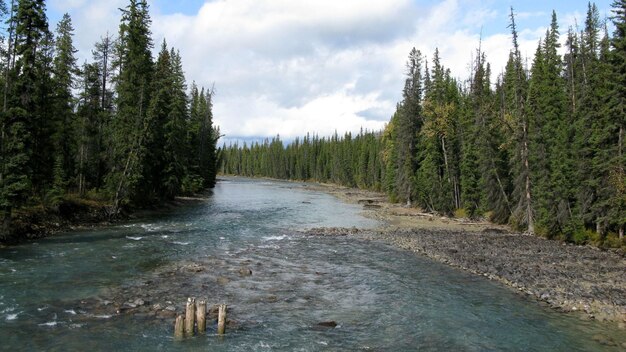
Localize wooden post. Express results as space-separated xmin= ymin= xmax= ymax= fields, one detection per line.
xmin=217 ymin=304 xmax=227 ymax=335
xmin=185 ymin=297 xmax=196 ymax=336
xmin=174 ymin=315 xmax=185 ymax=340
xmin=196 ymin=300 xmax=207 ymax=333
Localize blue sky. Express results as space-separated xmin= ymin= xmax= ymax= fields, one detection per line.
xmin=45 ymin=0 xmax=616 ymax=142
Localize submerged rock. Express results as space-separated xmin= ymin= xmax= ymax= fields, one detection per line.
xmin=592 ymin=334 xmax=617 ymax=346
xmin=238 ymin=267 xmax=252 ymax=277
xmin=217 ymin=276 xmax=230 ymax=285
xmin=317 ymin=321 xmax=338 ymax=328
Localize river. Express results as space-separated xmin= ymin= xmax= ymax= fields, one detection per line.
xmin=0 ymin=178 xmax=624 ymax=351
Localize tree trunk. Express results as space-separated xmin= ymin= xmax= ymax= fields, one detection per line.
xmin=406 ymin=183 xmax=412 ymax=207
xmin=523 ymin=120 xmax=534 ymax=234
xmin=3 ymin=0 xmax=15 ymax=113
xmin=441 ymin=135 xmax=459 ymax=208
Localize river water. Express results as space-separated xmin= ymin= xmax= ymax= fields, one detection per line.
xmin=0 ymin=178 xmax=624 ymax=351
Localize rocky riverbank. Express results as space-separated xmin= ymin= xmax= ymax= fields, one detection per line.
xmin=298 ymin=183 xmax=626 ymax=324
xmin=0 ymin=196 xmax=209 ymax=244
xmin=304 ymin=226 xmax=626 ymax=330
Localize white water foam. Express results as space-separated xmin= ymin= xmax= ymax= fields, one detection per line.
xmin=64 ymin=309 xmax=77 ymax=315
xmin=91 ymin=314 xmax=112 ymax=319
xmin=38 ymin=321 xmax=58 ymax=327
xmin=172 ymin=241 xmax=189 ymax=246
xmin=140 ymin=224 xmax=162 ymax=232
xmin=126 ymin=236 xmax=143 ymax=241
xmin=262 ymin=235 xmax=288 ymax=241
xmin=5 ymin=312 xmax=19 ymax=321
xmin=1 ymin=307 xmax=15 ymax=314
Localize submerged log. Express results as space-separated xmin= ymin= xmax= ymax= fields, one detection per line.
xmin=196 ymin=300 xmax=207 ymax=333
xmin=185 ymin=297 xmax=196 ymax=336
xmin=217 ymin=304 xmax=227 ymax=335
xmin=174 ymin=315 xmax=185 ymax=340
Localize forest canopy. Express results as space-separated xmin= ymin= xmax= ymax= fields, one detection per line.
xmin=222 ymin=2 xmax=626 ymax=246
xmin=0 ymin=0 xmax=219 ymax=239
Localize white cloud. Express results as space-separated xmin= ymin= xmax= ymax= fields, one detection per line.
xmin=53 ymin=0 xmax=592 ymax=142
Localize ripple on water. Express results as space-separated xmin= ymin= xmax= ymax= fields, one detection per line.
xmin=38 ymin=321 xmax=59 ymax=327
xmin=5 ymin=312 xmax=19 ymax=321
xmin=140 ymin=224 xmax=162 ymax=232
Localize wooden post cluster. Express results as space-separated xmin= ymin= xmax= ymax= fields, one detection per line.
xmin=173 ymin=297 xmax=227 ymax=340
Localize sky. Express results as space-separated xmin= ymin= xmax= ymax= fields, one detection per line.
xmin=46 ymin=0 xmax=614 ymax=144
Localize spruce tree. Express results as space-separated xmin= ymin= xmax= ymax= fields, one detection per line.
xmin=505 ymin=8 xmax=534 ymax=233
xmin=609 ymin=0 xmax=626 ymax=239
xmin=395 ymin=48 xmax=422 ymax=205
xmin=0 ymin=107 xmax=29 ymax=240
xmin=12 ymin=0 xmax=52 ymax=195
xmin=108 ymin=0 xmax=153 ymax=212
xmin=51 ymin=13 xmax=78 ymax=198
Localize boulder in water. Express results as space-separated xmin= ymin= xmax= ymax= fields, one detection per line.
xmin=317 ymin=321 xmax=337 ymax=328
xmin=238 ymin=267 xmax=252 ymax=276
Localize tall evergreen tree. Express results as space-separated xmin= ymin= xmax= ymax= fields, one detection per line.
xmin=394 ymin=48 xmax=422 ymax=205
xmin=108 ymin=0 xmax=153 ymax=212
xmin=50 ymin=13 xmax=78 ymax=197
xmin=505 ymin=8 xmax=534 ymax=233
xmin=609 ymin=0 xmax=626 ymax=239
xmin=11 ymin=0 xmax=52 ymax=195
xmin=0 ymin=107 xmax=29 ymax=240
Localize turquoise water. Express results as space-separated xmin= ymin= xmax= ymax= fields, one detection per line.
xmin=0 ymin=178 xmax=624 ymax=351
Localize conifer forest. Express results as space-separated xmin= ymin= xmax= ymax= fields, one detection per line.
xmin=222 ymin=2 xmax=626 ymax=246
xmin=1 ymin=1 xmax=626 ymax=350
xmin=0 ymin=0 xmax=219 ymax=240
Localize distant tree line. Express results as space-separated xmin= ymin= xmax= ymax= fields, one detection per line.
xmin=0 ymin=0 xmax=219 ymax=239
xmin=221 ymin=2 xmax=626 ymax=246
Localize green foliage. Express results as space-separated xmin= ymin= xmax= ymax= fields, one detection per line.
xmin=222 ymin=2 xmax=625 ymax=245
xmin=221 ymin=131 xmax=385 ymax=191
xmin=0 ymin=108 xmax=31 ymax=210
xmin=0 ymin=1 xmax=220 ymax=236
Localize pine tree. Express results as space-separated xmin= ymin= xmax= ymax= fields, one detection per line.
xmin=11 ymin=0 xmax=53 ymax=195
xmin=108 ymin=0 xmax=153 ymax=212
xmin=395 ymin=48 xmax=422 ymax=205
xmin=92 ymin=33 xmax=114 ymax=112
xmin=75 ymin=62 xmax=103 ymax=195
xmin=0 ymin=107 xmax=29 ymax=240
xmin=505 ymin=8 xmax=534 ymax=233
xmin=416 ymin=49 xmax=459 ymax=213
xmin=609 ymin=0 xmax=626 ymax=239
xmin=50 ymin=13 xmax=78 ymax=198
